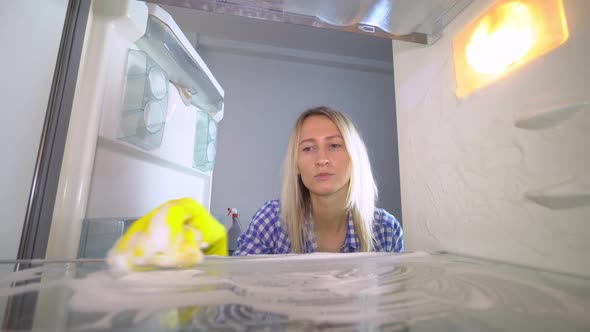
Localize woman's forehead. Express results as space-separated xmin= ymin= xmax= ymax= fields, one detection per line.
xmin=300 ymin=115 xmax=341 ymax=135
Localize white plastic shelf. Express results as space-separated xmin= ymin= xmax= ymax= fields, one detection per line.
xmin=136 ymin=4 xmax=224 ymax=114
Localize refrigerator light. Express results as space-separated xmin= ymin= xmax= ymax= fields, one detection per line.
xmin=453 ymin=0 xmax=569 ymax=98
xmin=465 ymin=2 xmax=534 ymax=74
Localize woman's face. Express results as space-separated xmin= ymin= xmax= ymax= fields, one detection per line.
xmin=297 ymin=115 xmax=351 ymax=197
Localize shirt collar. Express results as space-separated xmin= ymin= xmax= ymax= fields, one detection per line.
xmin=304 ymin=212 xmax=359 ymax=252
xmin=341 ymin=213 xmax=359 ymax=251
xmin=303 ymin=220 xmax=317 ymax=253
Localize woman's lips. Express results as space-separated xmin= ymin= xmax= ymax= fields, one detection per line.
xmin=314 ymin=173 xmax=333 ymax=180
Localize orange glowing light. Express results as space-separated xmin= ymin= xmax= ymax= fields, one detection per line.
xmin=453 ymin=0 xmax=569 ymax=98
xmin=466 ymin=2 xmax=534 ymax=74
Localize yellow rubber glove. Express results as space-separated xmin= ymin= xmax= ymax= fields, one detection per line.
xmin=106 ymin=197 xmax=228 ymax=275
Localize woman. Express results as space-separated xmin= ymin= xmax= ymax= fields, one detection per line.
xmin=234 ymin=106 xmax=403 ymax=255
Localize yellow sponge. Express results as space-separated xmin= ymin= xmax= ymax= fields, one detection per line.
xmin=106 ymin=197 xmax=228 ymax=275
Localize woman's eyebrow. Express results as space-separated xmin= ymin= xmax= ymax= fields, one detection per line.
xmin=299 ymin=135 xmax=343 ymax=145
xmin=299 ymin=138 xmax=315 ymax=145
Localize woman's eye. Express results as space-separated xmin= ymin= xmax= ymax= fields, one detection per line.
xmin=329 ymin=144 xmax=342 ymax=149
xmin=302 ymin=146 xmax=313 ymax=152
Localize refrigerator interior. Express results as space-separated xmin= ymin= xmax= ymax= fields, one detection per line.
xmin=2 ymin=0 xmax=587 ymax=330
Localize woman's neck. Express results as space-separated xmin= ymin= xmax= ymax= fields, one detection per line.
xmin=310 ymin=188 xmax=348 ymax=233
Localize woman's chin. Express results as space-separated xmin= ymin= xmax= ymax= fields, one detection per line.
xmin=310 ymin=186 xmax=342 ymax=197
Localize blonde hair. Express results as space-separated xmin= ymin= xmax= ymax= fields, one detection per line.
xmin=281 ymin=106 xmax=378 ymax=253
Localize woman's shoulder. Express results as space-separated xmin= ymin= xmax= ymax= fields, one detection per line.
xmin=251 ymin=199 xmax=281 ymax=223
xmin=372 ymin=207 xmax=404 ymax=252
xmin=259 ymin=199 xmax=281 ymax=212
xmin=373 ymin=207 xmax=402 ymax=230
xmin=246 ymin=200 xmax=285 ymax=240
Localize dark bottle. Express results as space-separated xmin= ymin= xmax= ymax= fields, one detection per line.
xmin=227 ymin=208 xmax=243 ymax=255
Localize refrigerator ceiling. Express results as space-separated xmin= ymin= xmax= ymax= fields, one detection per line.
xmin=144 ymin=0 xmax=474 ymax=44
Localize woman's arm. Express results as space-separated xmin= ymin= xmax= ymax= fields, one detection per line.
xmin=391 ymin=218 xmax=404 ymax=252
xmin=375 ymin=208 xmax=404 ymax=253
xmin=233 ymin=200 xmax=281 ymax=255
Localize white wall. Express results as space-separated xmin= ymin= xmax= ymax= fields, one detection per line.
xmin=198 ymin=44 xmax=401 ymax=226
xmin=393 ymin=0 xmax=590 ymax=276
xmin=0 ymin=0 xmax=68 ymax=259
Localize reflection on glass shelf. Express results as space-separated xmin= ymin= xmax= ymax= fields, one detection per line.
xmin=136 ymin=13 xmax=224 ymax=114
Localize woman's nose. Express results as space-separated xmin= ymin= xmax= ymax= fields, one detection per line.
xmin=315 ymin=147 xmax=330 ymax=166
xmin=316 ymin=159 xmax=329 ymax=166
xmin=315 ymin=154 xmax=329 ymax=167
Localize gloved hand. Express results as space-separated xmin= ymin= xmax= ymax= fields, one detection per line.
xmin=106 ymin=197 xmax=228 ymax=275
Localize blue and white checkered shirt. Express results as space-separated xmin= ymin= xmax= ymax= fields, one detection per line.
xmin=234 ymin=200 xmax=404 ymax=255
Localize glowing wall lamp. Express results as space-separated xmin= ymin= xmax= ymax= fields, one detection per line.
xmin=453 ymin=0 xmax=569 ymax=98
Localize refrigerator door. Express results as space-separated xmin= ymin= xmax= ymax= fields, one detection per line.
xmin=46 ymin=0 xmax=224 ymax=260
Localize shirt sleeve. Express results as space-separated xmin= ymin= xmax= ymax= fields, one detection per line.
xmin=233 ymin=201 xmax=279 ymax=255
xmin=377 ymin=209 xmax=404 ymax=253
xmin=392 ymin=218 xmax=404 ymax=253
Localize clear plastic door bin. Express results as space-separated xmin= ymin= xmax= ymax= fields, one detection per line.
xmin=118 ymin=49 xmax=169 ymax=150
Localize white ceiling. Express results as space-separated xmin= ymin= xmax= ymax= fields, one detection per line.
xmin=162 ymin=4 xmax=394 ymax=63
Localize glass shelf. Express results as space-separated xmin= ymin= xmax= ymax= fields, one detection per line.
xmin=1 ymin=252 xmax=589 ymax=331
xmin=135 ymin=11 xmax=224 ymax=114
xmin=144 ymin=0 xmax=474 ymax=45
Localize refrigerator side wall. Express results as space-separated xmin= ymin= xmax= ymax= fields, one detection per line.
xmin=393 ymin=0 xmax=590 ymax=276
xmin=0 ymin=1 xmax=68 ymax=259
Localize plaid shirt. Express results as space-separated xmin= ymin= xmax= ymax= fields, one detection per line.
xmin=234 ymin=200 xmax=404 ymax=255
